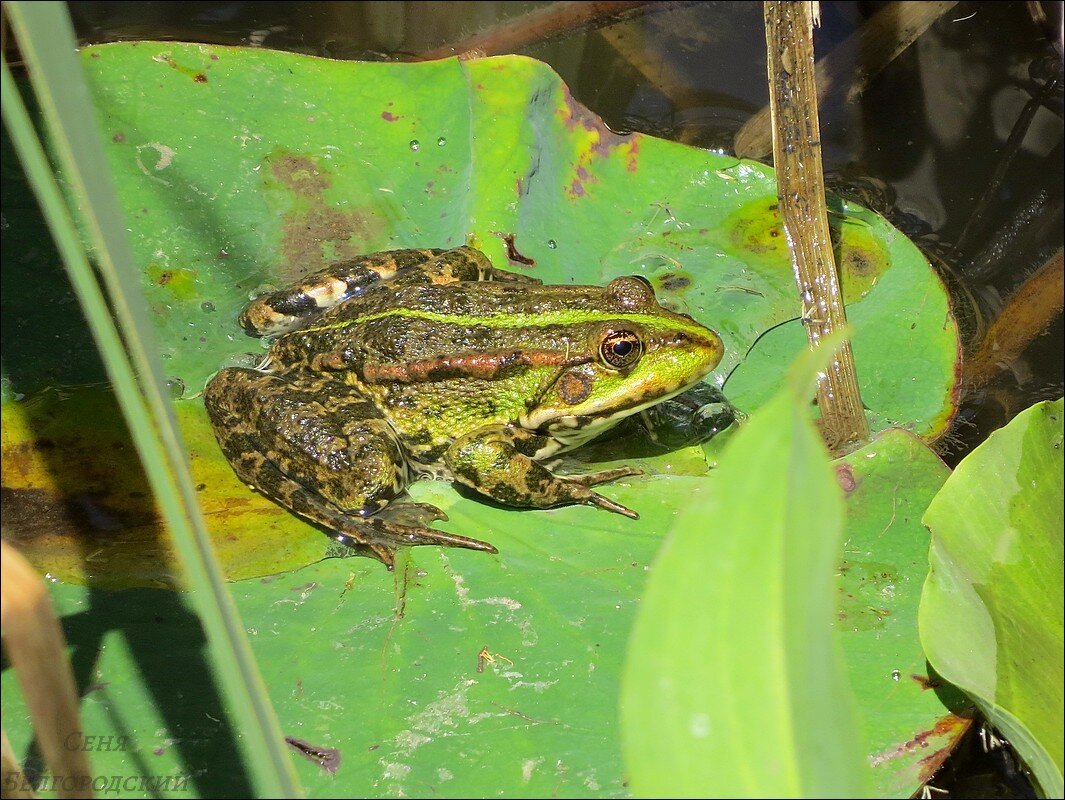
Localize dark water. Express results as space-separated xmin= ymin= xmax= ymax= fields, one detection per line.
xmin=10 ymin=1 xmax=1064 ymax=796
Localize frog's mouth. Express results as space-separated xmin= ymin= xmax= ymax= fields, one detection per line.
xmin=536 ymin=373 xmax=709 ymax=447
xmin=523 ymin=356 xmax=720 ymax=448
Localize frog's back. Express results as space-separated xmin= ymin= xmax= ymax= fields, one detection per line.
xmin=267 ymin=281 xmax=613 ymax=371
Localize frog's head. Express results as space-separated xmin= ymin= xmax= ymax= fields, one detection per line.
xmin=521 ymin=276 xmax=724 ymax=443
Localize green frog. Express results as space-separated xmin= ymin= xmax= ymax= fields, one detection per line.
xmin=204 ymin=246 xmax=724 ymax=567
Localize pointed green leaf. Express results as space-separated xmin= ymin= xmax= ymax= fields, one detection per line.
xmin=920 ymin=399 xmax=1064 ymax=797
xmin=620 ymin=349 xmax=869 ymax=797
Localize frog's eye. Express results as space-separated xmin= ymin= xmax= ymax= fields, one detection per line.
xmin=599 ymin=329 xmax=643 ymax=370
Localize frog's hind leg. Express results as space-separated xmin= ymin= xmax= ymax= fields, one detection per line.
xmin=203 ymin=368 xmax=496 ymax=567
xmin=239 ymin=248 xmax=448 ymax=337
xmin=240 ymin=246 xmax=540 ymax=336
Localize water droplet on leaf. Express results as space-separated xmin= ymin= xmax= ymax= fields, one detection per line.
xmin=166 ymin=377 xmax=186 ymax=399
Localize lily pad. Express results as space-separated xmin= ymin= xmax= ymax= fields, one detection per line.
xmin=837 ymin=429 xmax=972 ymax=795
xmin=920 ymin=398 xmax=1065 ymax=797
xmin=3 ymin=42 xmax=958 ymax=585
xmin=1 ymin=44 xmax=966 ymax=798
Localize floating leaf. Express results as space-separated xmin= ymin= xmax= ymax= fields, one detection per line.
xmin=3 ymin=43 xmax=959 ymax=584
xmin=1 ymin=44 xmax=966 ymax=798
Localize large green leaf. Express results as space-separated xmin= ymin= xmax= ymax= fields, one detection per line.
xmin=1 ymin=43 xmax=966 ymax=797
xmin=2 ymin=42 xmax=958 ymax=583
xmin=920 ymin=399 xmax=1065 ymax=797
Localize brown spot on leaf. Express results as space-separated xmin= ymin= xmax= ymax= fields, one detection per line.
xmin=269 ymin=152 xmax=331 ymax=195
xmin=557 ymin=85 xmax=636 ymax=158
xmin=623 ymin=139 xmax=640 ymax=172
xmin=724 ymin=199 xmax=790 ymax=261
xmin=911 ymin=674 xmax=943 ymax=690
xmin=193 ymin=73 xmax=208 ymax=83
xmin=265 ymin=151 xmax=385 ymax=281
xmin=556 ymin=87 xmax=643 ymax=195
xmin=869 ymin=712 xmax=973 ymax=782
xmin=381 ymin=111 xmax=400 ymax=122
xmin=112 ymin=132 xmax=126 ymax=144
xmin=838 ymin=226 xmax=890 ymax=302
xmin=835 ymin=463 xmax=857 ymax=492
xmin=496 ymin=232 xmax=535 ymax=266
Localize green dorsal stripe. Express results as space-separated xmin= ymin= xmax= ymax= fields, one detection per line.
xmin=299 ymin=307 xmax=714 ymax=340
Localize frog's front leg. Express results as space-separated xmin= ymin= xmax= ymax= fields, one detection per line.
xmin=203 ymin=368 xmax=496 ymax=567
xmin=445 ymin=425 xmax=642 ymax=518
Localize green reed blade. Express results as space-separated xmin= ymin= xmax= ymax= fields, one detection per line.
xmin=1 ymin=4 xmax=301 ymax=796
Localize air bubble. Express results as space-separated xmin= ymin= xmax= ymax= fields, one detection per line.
xmin=409 ymin=140 xmax=420 ymax=151
xmin=547 ymin=239 xmax=557 ymax=249
xmin=201 ymin=301 xmax=216 ymax=313
xmin=437 ymin=137 xmax=446 ymax=147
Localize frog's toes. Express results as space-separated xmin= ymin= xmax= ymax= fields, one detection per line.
xmin=585 ymin=491 xmax=640 ymax=520
xmin=327 ymin=532 xmax=397 ymax=568
xmin=366 ymin=517 xmax=498 ymax=555
xmin=563 ymin=466 xmax=643 ymax=488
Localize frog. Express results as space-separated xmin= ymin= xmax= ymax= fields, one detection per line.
xmin=203 ymin=246 xmax=724 ymax=567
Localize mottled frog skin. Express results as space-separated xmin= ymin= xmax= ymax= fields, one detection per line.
xmin=204 ymin=246 xmax=723 ymax=567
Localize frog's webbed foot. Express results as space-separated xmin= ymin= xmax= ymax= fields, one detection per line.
xmin=332 ymin=501 xmax=496 ymax=569
xmin=278 ymin=487 xmax=495 ymax=569
xmin=555 ymin=466 xmax=642 ymax=519
xmin=331 ymin=514 xmax=497 ymax=570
